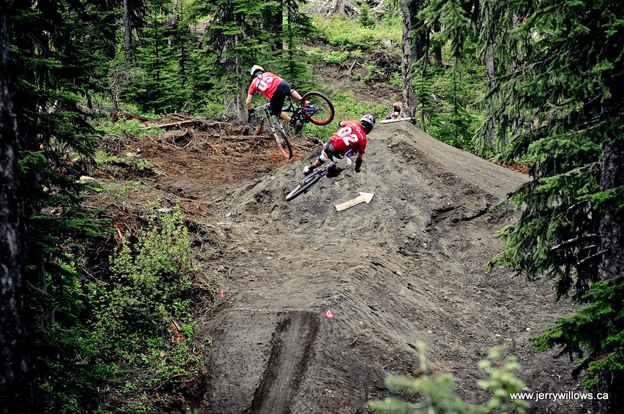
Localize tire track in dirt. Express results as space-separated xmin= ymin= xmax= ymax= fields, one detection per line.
xmin=249 ymin=312 xmax=320 ymax=414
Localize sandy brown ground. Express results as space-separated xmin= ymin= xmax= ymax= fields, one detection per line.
xmin=91 ymin=120 xmax=588 ymax=413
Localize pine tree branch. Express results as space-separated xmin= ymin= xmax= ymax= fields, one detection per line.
xmin=574 ymin=250 xmax=609 ymax=268
xmin=550 ymin=234 xmax=600 ymax=251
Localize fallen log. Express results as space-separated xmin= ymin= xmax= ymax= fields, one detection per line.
xmin=110 ymin=111 xmax=154 ymax=123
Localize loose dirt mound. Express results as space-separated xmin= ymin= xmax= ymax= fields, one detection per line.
xmin=195 ymin=122 xmax=586 ymax=413
xmin=89 ymin=119 xmax=586 ymax=413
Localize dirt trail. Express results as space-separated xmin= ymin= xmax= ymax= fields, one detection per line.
xmin=193 ymin=122 xmax=587 ymax=413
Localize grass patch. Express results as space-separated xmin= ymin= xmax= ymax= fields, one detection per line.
xmin=312 ymin=14 xmax=401 ymax=51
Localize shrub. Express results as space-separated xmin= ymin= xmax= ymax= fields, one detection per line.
xmin=33 ymin=204 xmax=199 ymax=413
xmin=369 ymin=343 xmax=529 ymax=414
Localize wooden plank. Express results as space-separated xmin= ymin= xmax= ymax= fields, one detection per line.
xmin=335 ymin=192 xmax=375 ymax=211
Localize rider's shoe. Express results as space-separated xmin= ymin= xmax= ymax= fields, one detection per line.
xmin=326 ymin=165 xmax=339 ymax=178
xmin=303 ymin=165 xmax=314 ymax=175
xmin=291 ymin=118 xmax=303 ymax=134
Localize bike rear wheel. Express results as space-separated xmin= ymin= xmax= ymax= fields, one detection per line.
xmin=272 ymin=121 xmax=292 ymax=159
xmin=285 ymin=173 xmax=322 ymax=201
xmin=301 ymin=92 xmax=334 ymax=125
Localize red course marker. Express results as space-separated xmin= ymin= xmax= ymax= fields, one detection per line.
xmin=325 ymin=309 xmax=333 ymax=318
xmin=220 ymin=289 xmax=224 ymax=298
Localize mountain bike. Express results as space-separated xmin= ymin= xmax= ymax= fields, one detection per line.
xmin=252 ymin=104 xmax=293 ymax=159
xmin=285 ymin=150 xmax=353 ymax=201
xmin=252 ymin=91 xmax=335 ymax=159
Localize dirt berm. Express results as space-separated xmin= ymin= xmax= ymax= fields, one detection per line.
xmin=197 ymin=121 xmax=586 ymax=413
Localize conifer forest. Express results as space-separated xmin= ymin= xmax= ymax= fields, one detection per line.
xmin=0 ymin=0 xmax=623 ymax=413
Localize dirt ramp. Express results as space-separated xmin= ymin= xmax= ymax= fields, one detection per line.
xmin=204 ymin=311 xmax=320 ymax=413
xmin=382 ymin=122 xmax=527 ymax=199
xmin=216 ymin=121 xmax=528 ymax=259
xmin=202 ymin=245 xmax=425 ymax=414
xmin=199 ymin=123 xmax=584 ymax=413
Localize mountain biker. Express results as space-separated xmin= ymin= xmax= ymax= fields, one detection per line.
xmin=302 ymin=114 xmax=375 ymax=177
xmin=384 ymin=101 xmax=404 ymax=120
xmin=246 ymin=65 xmax=303 ymax=133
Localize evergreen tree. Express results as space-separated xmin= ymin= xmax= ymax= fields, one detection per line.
xmin=189 ymin=0 xmax=273 ymax=120
xmin=169 ymin=20 xmax=196 ymax=110
xmin=1 ymin=1 xmax=31 ymax=412
xmin=483 ymin=1 xmax=624 ymax=410
xmin=131 ymin=7 xmax=174 ymax=113
xmin=280 ymin=0 xmax=317 ymax=93
xmin=474 ymin=0 xmax=533 ymax=153
xmin=9 ymin=1 xmax=112 ymax=411
xmin=416 ymin=0 xmax=478 ymax=147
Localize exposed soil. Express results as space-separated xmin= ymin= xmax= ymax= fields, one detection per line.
xmin=89 ymin=117 xmax=588 ymax=413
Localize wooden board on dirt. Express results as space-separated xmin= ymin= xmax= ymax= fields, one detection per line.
xmin=380 ymin=117 xmax=410 ymax=124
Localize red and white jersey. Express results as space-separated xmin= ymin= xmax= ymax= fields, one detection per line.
xmin=247 ymin=72 xmax=283 ymax=99
xmin=329 ymin=121 xmax=367 ymax=155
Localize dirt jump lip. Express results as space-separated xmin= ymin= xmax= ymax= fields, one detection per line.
xmin=197 ymin=122 xmax=581 ymax=414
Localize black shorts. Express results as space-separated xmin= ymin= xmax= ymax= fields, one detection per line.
xmin=322 ymin=142 xmax=342 ymax=162
xmin=269 ymin=81 xmax=292 ymax=116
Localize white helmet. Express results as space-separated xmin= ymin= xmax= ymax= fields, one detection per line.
xmin=360 ymin=113 xmax=376 ymax=131
xmin=250 ymin=65 xmax=264 ymax=77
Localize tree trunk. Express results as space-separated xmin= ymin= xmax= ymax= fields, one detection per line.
xmin=484 ymin=2 xmax=495 ymax=146
xmin=172 ymin=0 xmax=179 ymax=21
xmin=330 ymin=0 xmax=346 ymax=15
xmin=597 ymin=139 xmax=624 ymax=281
xmin=592 ymin=369 xmax=624 ymax=414
xmin=401 ymin=0 xmax=424 ymax=118
xmin=0 ymin=0 xmax=31 ymax=411
xmin=511 ymin=12 xmax=521 ymax=137
xmin=433 ymin=22 xmax=442 ymax=67
xmin=591 ymin=108 xmax=624 ymax=414
xmin=124 ymin=0 xmax=132 ymax=60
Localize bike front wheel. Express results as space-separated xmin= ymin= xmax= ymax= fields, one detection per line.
xmin=285 ymin=174 xmax=322 ymax=201
xmin=301 ymin=92 xmax=335 ymax=126
xmin=272 ymin=122 xmax=292 ymax=159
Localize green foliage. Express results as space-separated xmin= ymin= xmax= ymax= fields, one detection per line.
xmin=531 ymin=275 xmax=624 ymax=389
xmin=280 ymin=0 xmax=318 ymax=92
xmin=481 ymin=0 xmax=624 ymax=400
xmin=313 ymin=14 xmax=401 ymax=51
xmin=369 ymin=343 xmax=528 ymax=414
xmin=94 ymin=117 xmax=165 ymax=139
xmin=9 ymin=4 xmax=114 ymax=409
xmin=419 ymin=0 xmax=474 ymax=60
xmin=477 ymin=347 xmax=530 ymax=413
xmin=413 ymin=0 xmax=484 ymax=150
xmin=95 ymin=151 xmax=154 ymax=175
xmin=486 ymin=0 xmax=623 ymax=297
xmin=358 ymin=5 xmax=376 ymax=28
xmin=33 ymin=204 xmax=199 ymax=413
xmin=414 ymin=59 xmax=483 ymax=150
xmin=101 ymin=205 xmax=194 ymax=344
xmin=129 ymin=10 xmax=179 ymax=113
xmin=309 ymin=49 xmax=350 ymax=65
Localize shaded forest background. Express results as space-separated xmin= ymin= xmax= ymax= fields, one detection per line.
xmin=0 ymin=0 xmax=623 ymax=413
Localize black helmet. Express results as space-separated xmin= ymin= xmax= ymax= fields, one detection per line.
xmin=360 ymin=113 xmax=376 ymax=132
